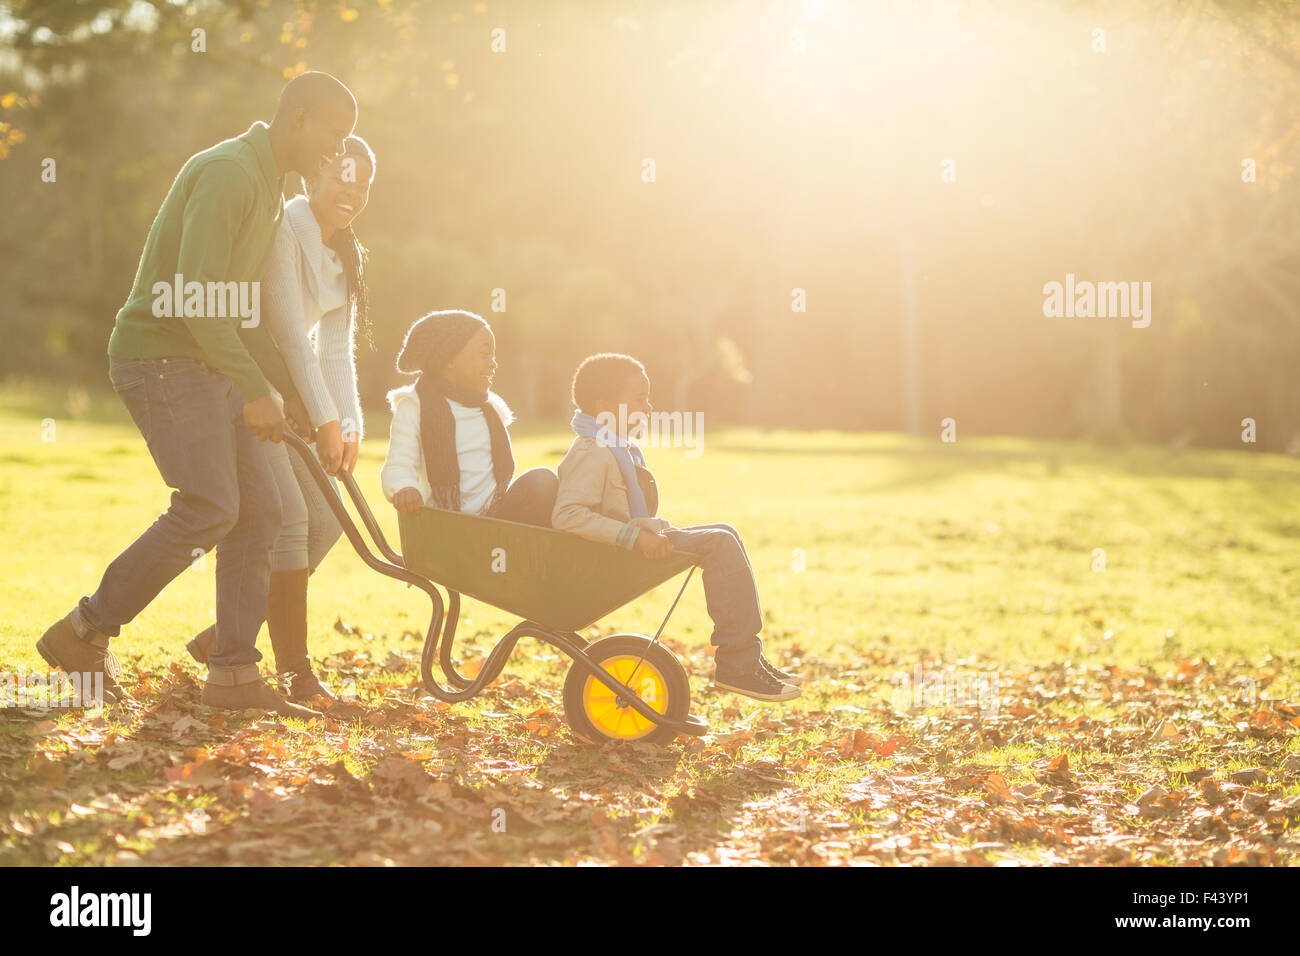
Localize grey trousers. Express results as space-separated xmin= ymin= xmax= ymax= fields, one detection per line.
xmin=266 ymin=438 xmax=343 ymax=573
xmin=81 ymin=358 xmax=281 ymax=668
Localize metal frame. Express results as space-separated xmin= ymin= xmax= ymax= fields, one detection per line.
xmin=282 ymin=433 xmax=708 ymax=736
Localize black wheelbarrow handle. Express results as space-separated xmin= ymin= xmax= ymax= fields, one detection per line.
xmin=282 ymin=433 xmax=503 ymax=704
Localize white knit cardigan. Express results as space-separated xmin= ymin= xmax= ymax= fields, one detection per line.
xmin=380 ymin=384 xmax=515 ymax=510
xmin=262 ymin=195 xmax=364 ymax=441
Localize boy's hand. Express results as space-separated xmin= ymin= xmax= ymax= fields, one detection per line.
xmin=315 ymin=420 xmax=343 ymax=475
xmin=635 ymin=530 xmax=674 ymax=559
xmin=393 ymin=487 xmax=424 ymax=514
xmin=341 ymin=439 xmax=359 ymax=473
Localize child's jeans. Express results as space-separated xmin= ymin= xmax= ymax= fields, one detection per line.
xmin=662 ymin=523 xmax=763 ymax=669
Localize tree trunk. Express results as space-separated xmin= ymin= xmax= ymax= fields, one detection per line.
xmin=900 ymin=232 xmax=923 ymax=436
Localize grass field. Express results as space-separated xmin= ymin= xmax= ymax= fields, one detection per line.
xmin=1 ymin=380 xmax=1298 ymax=866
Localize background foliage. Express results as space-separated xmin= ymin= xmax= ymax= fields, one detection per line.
xmin=3 ymin=0 xmax=1300 ymax=445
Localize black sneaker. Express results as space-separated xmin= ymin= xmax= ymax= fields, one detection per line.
xmin=759 ymin=655 xmax=803 ymax=687
xmin=714 ymin=660 xmax=800 ymax=702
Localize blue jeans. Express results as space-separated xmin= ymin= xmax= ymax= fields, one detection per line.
xmin=662 ymin=523 xmax=763 ymax=669
xmin=77 ymin=357 xmax=282 ymax=669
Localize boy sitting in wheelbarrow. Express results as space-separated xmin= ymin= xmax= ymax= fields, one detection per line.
xmin=552 ymin=353 xmax=801 ymax=703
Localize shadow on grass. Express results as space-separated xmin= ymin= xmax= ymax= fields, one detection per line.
xmin=525 ymin=738 xmax=796 ymax=862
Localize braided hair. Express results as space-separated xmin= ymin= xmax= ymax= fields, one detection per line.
xmin=310 ymin=134 xmax=376 ymax=347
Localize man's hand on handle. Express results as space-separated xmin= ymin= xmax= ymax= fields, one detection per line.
xmin=243 ymin=393 xmax=286 ymax=443
xmin=283 ymin=393 xmax=314 ymax=441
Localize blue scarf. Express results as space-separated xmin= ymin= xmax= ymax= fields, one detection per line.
xmin=571 ymin=410 xmax=649 ymax=519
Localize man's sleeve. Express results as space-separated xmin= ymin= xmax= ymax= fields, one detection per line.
xmin=260 ymin=229 xmax=336 ymax=425
xmin=174 ymin=159 xmax=273 ymax=401
xmin=239 ymin=308 xmax=300 ymax=402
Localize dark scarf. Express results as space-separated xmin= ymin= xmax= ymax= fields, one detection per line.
xmin=415 ymin=373 xmax=515 ymax=513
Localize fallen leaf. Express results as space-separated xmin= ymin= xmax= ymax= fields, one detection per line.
xmin=1229 ymin=768 xmax=1268 ymax=786
xmin=1136 ymin=785 xmax=1166 ymax=808
xmin=984 ymin=772 xmax=1015 ymax=804
xmin=1153 ymin=720 xmax=1180 ymax=739
xmin=163 ymin=757 xmax=223 ymax=787
xmin=26 ymin=753 xmax=65 ymax=786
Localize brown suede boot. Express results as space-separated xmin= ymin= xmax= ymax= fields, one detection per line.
xmin=200 ymin=664 xmax=321 ymax=719
xmin=36 ymin=610 xmax=126 ymax=703
xmin=266 ymin=569 xmax=335 ymax=703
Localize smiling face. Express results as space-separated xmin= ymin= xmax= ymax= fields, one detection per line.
xmin=289 ymin=101 xmax=357 ymax=180
xmin=614 ymin=371 xmax=652 ymax=419
xmin=611 ymin=371 xmax=652 ymax=439
xmin=308 ymin=153 xmax=372 ymax=235
xmin=442 ymin=326 xmax=497 ymax=396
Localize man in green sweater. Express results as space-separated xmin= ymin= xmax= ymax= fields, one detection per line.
xmin=36 ymin=72 xmax=358 ymax=717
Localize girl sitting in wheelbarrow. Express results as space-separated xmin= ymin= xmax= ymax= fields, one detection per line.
xmin=552 ymin=353 xmax=802 ymax=703
xmin=381 ymin=310 xmax=557 ymax=524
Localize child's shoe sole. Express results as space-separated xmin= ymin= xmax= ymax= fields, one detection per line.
xmin=713 ymin=677 xmax=801 ymax=702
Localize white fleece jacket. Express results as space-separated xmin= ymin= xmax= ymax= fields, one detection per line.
xmin=380 ymin=384 xmax=515 ymax=514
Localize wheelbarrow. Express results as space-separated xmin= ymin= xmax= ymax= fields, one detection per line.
xmin=283 ymin=432 xmax=708 ymax=744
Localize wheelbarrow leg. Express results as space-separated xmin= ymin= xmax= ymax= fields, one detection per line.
xmin=437 ymin=591 xmax=473 ymax=689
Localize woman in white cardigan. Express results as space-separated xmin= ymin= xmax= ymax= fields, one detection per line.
xmin=188 ymin=134 xmax=376 ymax=702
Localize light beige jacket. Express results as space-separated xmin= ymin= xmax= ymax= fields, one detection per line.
xmin=552 ymin=436 xmax=671 ymax=549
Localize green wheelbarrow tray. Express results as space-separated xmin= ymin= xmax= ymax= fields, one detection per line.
xmin=398 ymin=507 xmax=699 ymax=632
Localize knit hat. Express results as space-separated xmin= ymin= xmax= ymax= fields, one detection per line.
xmin=396 ymin=310 xmax=490 ymax=376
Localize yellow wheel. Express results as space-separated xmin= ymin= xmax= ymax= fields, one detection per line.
xmin=563 ymin=634 xmax=690 ymax=745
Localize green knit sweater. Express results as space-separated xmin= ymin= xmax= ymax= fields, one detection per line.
xmin=107 ymin=122 xmax=297 ymax=402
